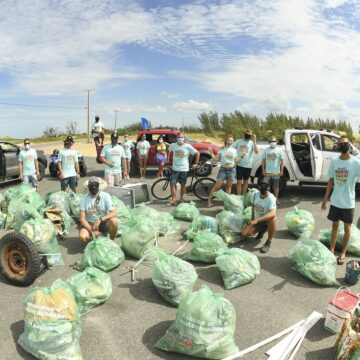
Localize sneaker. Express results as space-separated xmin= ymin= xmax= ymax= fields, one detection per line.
xmin=261 ymin=241 xmax=271 ymax=253
xmin=256 ymin=231 xmax=265 ymax=240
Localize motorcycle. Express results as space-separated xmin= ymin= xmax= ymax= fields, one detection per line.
xmin=49 ymin=149 xmax=88 ymax=177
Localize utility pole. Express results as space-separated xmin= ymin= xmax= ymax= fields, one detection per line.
xmin=84 ymin=89 xmax=95 ymax=143
xmin=114 ymin=110 xmax=118 ymax=132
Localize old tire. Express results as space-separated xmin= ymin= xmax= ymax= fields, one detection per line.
xmin=195 ymin=156 xmax=212 ymax=177
xmin=49 ymin=163 xmax=58 ymax=177
xmin=37 ymin=162 xmax=45 ymax=181
xmin=0 ymin=232 xmax=41 ymax=286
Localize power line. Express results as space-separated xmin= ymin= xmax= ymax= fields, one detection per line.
xmin=0 ymin=102 xmax=86 ymax=109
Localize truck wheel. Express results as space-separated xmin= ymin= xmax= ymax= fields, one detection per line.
xmin=37 ymin=162 xmax=45 ymax=181
xmin=195 ymin=156 xmax=212 ymax=177
xmin=0 ymin=232 xmax=41 ymax=286
xmin=279 ymin=176 xmax=287 ymax=196
xmin=80 ymin=162 xmax=87 ymax=177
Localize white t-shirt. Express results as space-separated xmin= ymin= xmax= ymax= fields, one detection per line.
xmin=92 ymin=121 xmax=105 ymax=134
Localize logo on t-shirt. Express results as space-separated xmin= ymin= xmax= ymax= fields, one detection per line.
xmin=111 ymin=149 xmax=121 ymax=157
xmin=66 ymin=154 xmax=74 ymax=162
xmin=335 ymin=167 xmax=349 ymax=185
xmin=175 ymin=149 xmax=186 ymax=158
xmin=87 ymin=204 xmax=101 ymax=216
xmin=124 ymin=145 xmax=129 ymax=150
xmin=267 ymin=151 xmax=278 ymax=160
xmin=224 ymin=151 xmax=234 ymax=159
xmin=254 ymin=203 xmax=265 ymax=215
xmin=240 ymin=145 xmax=249 ymax=154
xmin=24 ymin=154 xmax=34 ymax=161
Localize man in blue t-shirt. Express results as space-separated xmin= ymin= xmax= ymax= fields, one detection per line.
xmin=241 ymin=182 xmax=277 ymax=253
xmin=167 ymin=132 xmax=200 ymax=205
xmin=79 ymin=176 xmax=118 ymax=242
xmin=262 ymin=136 xmax=284 ymax=204
xmin=321 ymin=136 xmax=360 ymax=265
xmin=18 ymin=138 xmax=40 ymax=189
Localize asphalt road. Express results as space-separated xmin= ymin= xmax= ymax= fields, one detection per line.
xmin=0 ymin=157 xmax=359 ymax=360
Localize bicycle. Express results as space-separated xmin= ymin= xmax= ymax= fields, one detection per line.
xmin=150 ymin=166 xmax=216 ymax=201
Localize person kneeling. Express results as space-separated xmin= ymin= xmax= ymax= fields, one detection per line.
xmin=241 ymin=182 xmax=277 ymax=253
xmin=79 ymin=176 xmax=118 ymax=242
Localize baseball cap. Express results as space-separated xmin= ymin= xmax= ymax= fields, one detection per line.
xmin=95 ymin=115 xmax=100 ymax=120
xmin=244 ymin=129 xmax=253 ymax=135
xmin=111 ymin=132 xmax=119 ymax=140
xmin=88 ymin=176 xmax=100 ymax=185
xmin=64 ymin=135 xmax=74 ymax=143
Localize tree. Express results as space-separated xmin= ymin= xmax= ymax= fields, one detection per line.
xmin=198 ymin=112 xmax=221 ymax=134
xmin=65 ymin=121 xmax=79 ymax=135
xmin=42 ymin=127 xmax=60 ymax=138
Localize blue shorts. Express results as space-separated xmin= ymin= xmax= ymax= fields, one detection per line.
xmin=170 ymin=170 xmax=188 ymax=185
xmin=217 ymin=167 xmax=236 ymax=181
xmin=156 ymin=153 xmax=167 ymax=164
xmin=23 ymin=175 xmax=38 ymax=188
xmin=264 ymin=176 xmax=280 ymax=189
xmin=61 ymin=176 xmax=78 ymax=190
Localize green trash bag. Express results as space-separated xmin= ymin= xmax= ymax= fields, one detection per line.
xmin=66 ymin=267 xmax=112 ymax=316
xmin=47 ymin=191 xmax=71 ymax=213
xmin=151 ymin=248 xmax=198 ymax=306
xmin=285 ymin=207 xmax=315 ymax=238
xmin=287 ymin=238 xmax=339 ymax=286
xmin=111 ymin=196 xmax=131 ymax=222
xmin=4 ymin=187 xmax=18 ymax=202
xmin=20 ymin=218 xmax=64 ymax=266
xmin=215 ymin=248 xmax=260 ymax=289
xmin=18 ymin=279 xmax=83 ymax=360
xmin=13 ymin=204 xmax=41 ymax=231
xmin=186 ymin=215 xmax=218 ymax=240
xmin=154 ymin=284 xmax=239 ymax=359
xmin=172 ymin=201 xmax=200 ymax=221
xmin=5 ymin=184 xmax=45 ymax=230
xmin=243 ymin=188 xmax=260 ymax=208
xmin=183 ymin=233 xmax=227 ymax=263
xmin=213 ymin=189 xmax=244 ymax=213
xmin=0 ymin=192 xmax=4 ymax=204
xmin=0 ymin=211 xmax=5 ymax=229
xmin=318 ymin=223 xmax=360 ymax=256
xmin=242 ymin=206 xmax=252 ymax=223
xmin=74 ymin=236 xmax=125 ymax=272
xmin=68 ymin=191 xmax=81 ymax=218
xmin=121 ymin=217 xmax=158 ymax=259
xmin=357 ymin=216 xmax=360 ymax=230
xmin=155 ymin=212 xmax=181 ymax=236
xmin=217 ymin=210 xmax=246 ymax=245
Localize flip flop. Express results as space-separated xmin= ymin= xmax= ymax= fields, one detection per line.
xmin=337 ymin=256 xmax=346 ymax=265
xmin=166 ymin=201 xmax=177 ymax=207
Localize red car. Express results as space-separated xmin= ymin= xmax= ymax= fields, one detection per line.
xmin=130 ymin=129 xmax=220 ymax=177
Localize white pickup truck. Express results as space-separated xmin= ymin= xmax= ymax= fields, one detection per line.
xmin=249 ymin=128 xmax=360 ymax=193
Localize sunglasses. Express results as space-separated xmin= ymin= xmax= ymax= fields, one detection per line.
xmin=24 ymin=142 xmax=30 ymax=145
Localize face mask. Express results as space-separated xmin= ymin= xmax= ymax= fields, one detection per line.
xmin=89 ymin=184 xmax=99 ymax=196
xmin=244 ymin=134 xmax=251 ymax=140
xmin=124 ymin=137 xmax=128 ymax=141
xmin=260 ymin=186 xmax=269 ymax=195
xmin=339 ymin=143 xmax=350 ymax=153
xmin=65 ymin=142 xmax=71 ymax=149
xmin=177 ymin=137 xmax=184 ymax=144
xmin=24 ymin=144 xmax=30 ymax=150
xmin=270 ymin=141 xmax=277 ymax=148
xmin=159 ymin=139 xmax=163 ymax=143
xmin=111 ymin=139 xmax=118 ymax=145
xmin=226 ymin=141 xmax=233 ymax=146
xmin=142 ymin=137 xmax=146 ymax=141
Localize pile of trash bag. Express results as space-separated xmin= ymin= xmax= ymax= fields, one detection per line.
xmin=5 ymin=184 xmax=45 ymax=230
xmin=217 ymin=210 xmax=246 ymax=244
xmin=183 ymin=232 xmax=227 ymax=263
xmin=66 ymin=267 xmax=112 ymax=316
xmin=111 ymin=196 xmax=131 ymax=223
xmin=215 ymin=248 xmax=260 ymax=289
xmin=318 ymin=223 xmax=360 ymax=256
xmin=20 ymin=218 xmax=64 ymax=266
xmin=121 ymin=217 xmax=158 ymax=259
xmin=287 ymin=238 xmax=339 ymax=286
xmin=18 ymin=279 xmax=83 ymax=359
xmin=186 ymin=215 xmax=218 ymax=240
xmin=285 ymin=207 xmax=315 ymax=238
xmin=242 ymin=206 xmax=252 ymax=223
xmin=213 ymin=189 xmax=244 ymax=213
xmin=152 ymin=248 xmax=198 ymax=306
xmin=243 ymin=188 xmax=260 ymax=208
xmin=0 ymin=211 xmax=5 ymax=229
xmin=43 ymin=206 xmax=74 ymax=236
xmin=13 ymin=204 xmax=41 ymax=231
xmin=68 ymin=190 xmax=81 ymax=219
xmin=74 ymin=236 xmax=125 ymax=272
xmin=46 ymin=191 xmax=71 ymax=214
xmin=155 ymin=284 xmax=239 ymax=359
xmin=172 ymin=201 xmax=200 ymax=221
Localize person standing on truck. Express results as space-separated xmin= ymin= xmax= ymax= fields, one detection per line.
xmin=155 ymin=135 xmax=167 ymax=178
xmin=99 ymin=132 xmax=127 ymax=186
xmin=121 ymin=134 xmax=134 ymax=179
xmin=207 ymin=135 xmax=239 ymax=207
xmin=262 ymin=136 xmax=284 ymax=204
xmin=321 ymin=136 xmax=360 ymax=265
xmin=58 ymin=136 xmax=80 ymax=193
xmin=241 ymin=181 xmax=277 ymax=253
xmin=167 ymin=132 xmax=200 ymax=206
xmin=18 ymin=138 xmax=40 ymax=189
xmin=91 ymin=115 xmax=105 ymax=146
xmin=79 ymin=176 xmax=118 ymax=242
xmin=233 ymin=129 xmax=259 ymax=195
xmin=136 ymin=134 xmax=150 ymax=179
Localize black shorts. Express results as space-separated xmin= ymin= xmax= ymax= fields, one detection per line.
xmin=87 ymin=220 xmax=108 ymax=234
xmin=61 ymin=176 xmax=78 ymax=190
xmin=254 ymin=221 xmax=268 ymax=234
xmin=327 ymin=205 xmax=354 ymax=224
xmin=236 ymin=166 xmax=251 ymax=181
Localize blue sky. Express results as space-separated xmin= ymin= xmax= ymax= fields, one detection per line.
xmin=1 ymin=0 xmax=360 ymax=137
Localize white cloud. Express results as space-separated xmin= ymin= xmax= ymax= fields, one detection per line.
xmin=173 ymin=100 xmax=213 ymax=113
xmin=161 ymin=91 xmax=179 ymax=99
xmin=103 ymin=102 xmax=167 ymax=114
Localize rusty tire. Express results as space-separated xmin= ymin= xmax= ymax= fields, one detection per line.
xmin=0 ymin=232 xmax=40 ymax=286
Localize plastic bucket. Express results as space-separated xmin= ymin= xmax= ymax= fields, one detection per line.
xmin=345 ymin=261 xmax=360 ymax=285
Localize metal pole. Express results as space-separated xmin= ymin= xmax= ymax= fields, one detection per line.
xmin=114 ymin=110 xmax=118 ymax=132
xmin=87 ymin=91 xmax=90 ymax=143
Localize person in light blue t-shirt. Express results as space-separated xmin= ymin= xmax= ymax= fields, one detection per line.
xmin=321 ymin=136 xmax=360 ymax=265
xmin=18 ymin=138 xmax=40 ymax=189
xmin=262 ymin=136 xmax=284 ymax=204
xmin=241 ymin=182 xmax=277 ymax=253
xmin=136 ymin=134 xmax=151 ymax=179
xmin=121 ymin=134 xmax=134 ymax=179
xmin=232 ymin=129 xmax=259 ymax=195
xmin=167 ymin=132 xmax=200 ymax=206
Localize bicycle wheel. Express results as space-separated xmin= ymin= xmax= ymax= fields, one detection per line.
xmin=193 ymin=177 xmax=216 ymax=201
xmin=151 ymin=178 xmax=172 ymax=200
